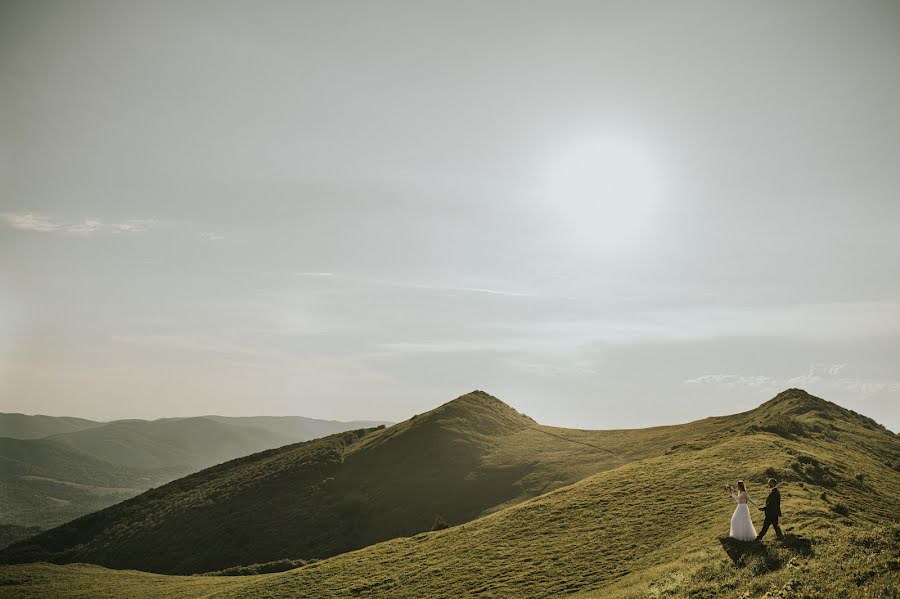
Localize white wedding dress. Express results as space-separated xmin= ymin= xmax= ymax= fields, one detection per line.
xmin=729 ymin=491 xmax=758 ymax=541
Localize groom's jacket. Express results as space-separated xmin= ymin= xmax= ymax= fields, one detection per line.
xmin=763 ymin=488 xmax=782 ymax=517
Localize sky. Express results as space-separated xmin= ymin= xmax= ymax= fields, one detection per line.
xmin=1 ymin=0 xmax=899 ymax=431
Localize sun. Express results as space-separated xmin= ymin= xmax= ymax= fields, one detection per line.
xmin=540 ymin=132 xmax=666 ymax=253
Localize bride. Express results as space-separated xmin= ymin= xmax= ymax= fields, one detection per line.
xmin=728 ymin=480 xmax=759 ymax=541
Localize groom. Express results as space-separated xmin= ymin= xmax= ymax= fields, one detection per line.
xmin=755 ymin=478 xmax=783 ymax=540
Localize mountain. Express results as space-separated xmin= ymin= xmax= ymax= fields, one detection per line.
xmin=0 ymin=389 xmax=897 ymax=599
xmin=0 ymin=437 xmax=178 ymax=529
xmin=0 ymin=413 xmax=104 ymax=440
xmin=35 ymin=415 xmax=392 ymax=471
xmin=0 ymin=388 xmax=865 ymax=576
xmin=203 ymin=415 xmax=392 ymax=441
xmin=43 ymin=417 xmax=298 ymax=471
xmin=0 ymin=413 xmax=391 ymax=532
xmin=0 ymin=525 xmax=43 ymax=550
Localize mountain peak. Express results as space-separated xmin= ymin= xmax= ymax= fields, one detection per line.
xmin=760 ymin=388 xmax=837 ymax=414
xmin=752 ymin=388 xmax=890 ymax=436
xmin=415 ymin=390 xmax=534 ymax=436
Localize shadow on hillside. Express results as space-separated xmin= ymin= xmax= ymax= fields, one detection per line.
xmin=718 ymin=534 xmax=812 ymax=571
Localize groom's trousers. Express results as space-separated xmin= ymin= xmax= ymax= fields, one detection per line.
xmin=757 ymin=516 xmax=782 ymax=539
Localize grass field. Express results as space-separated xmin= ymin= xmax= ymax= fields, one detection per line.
xmin=1 ymin=391 xmax=758 ymax=574
xmin=1 ymin=389 xmax=897 ymax=597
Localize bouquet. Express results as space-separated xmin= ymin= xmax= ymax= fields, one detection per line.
xmin=724 ymin=484 xmax=735 ymax=493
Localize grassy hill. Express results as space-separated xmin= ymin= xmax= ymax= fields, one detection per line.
xmin=0 ymin=525 xmax=43 ymax=550
xmin=1 ymin=389 xmax=896 ymax=598
xmin=0 ymin=413 xmax=103 ymax=440
xmin=44 ymin=417 xmax=298 ymax=471
xmin=0 ymin=437 xmax=180 ymax=530
xmin=0 ymin=413 xmax=391 ymax=533
xmin=204 ymin=416 xmax=392 ymax=442
xmin=0 ymin=390 xmax=752 ymax=574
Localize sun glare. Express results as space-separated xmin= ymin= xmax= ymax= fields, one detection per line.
xmin=541 ymin=133 xmax=666 ymax=253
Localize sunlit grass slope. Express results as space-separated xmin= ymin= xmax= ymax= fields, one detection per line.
xmin=0 ymin=390 xmax=748 ymax=574
xmin=1 ymin=389 xmax=897 ymax=598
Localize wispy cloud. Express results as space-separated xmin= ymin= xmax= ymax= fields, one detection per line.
xmin=2 ymin=213 xmax=157 ymax=235
xmin=685 ymin=363 xmax=900 ymax=399
xmin=110 ymin=220 xmax=157 ymax=234
xmin=200 ymin=232 xmax=225 ymax=241
xmin=2 ymin=213 xmax=65 ymax=232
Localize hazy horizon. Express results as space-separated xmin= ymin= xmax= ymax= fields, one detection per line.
xmin=2 ymin=1 xmax=899 ymax=432
xmin=2 ymin=387 xmax=893 ymax=434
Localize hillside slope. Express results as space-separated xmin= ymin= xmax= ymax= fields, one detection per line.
xmin=42 ymin=415 xmax=393 ymax=471
xmin=1 ymin=389 xmax=895 ymax=598
xmin=204 ymin=415 xmax=393 ymax=441
xmin=0 ymin=390 xmax=749 ymax=574
xmin=0 ymin=437 xmax=178 ymax=529
xmin=1 ymin=413 xmax=388 ymax=533
xmin=44 ymin=417 xmax=297 ymax=471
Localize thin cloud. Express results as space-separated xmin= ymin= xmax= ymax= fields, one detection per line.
xmin=1 ymin=212 xmax=157 ymax=235
xmin=200 ymin=232 xmax=225 ymax=241
xmin=2 ymin=213 xmax=64 ymax=232
xmin=684 ymin=364 xmax=900 ymax=399
xmin=111 ymin=220 xmax=157 ymax=233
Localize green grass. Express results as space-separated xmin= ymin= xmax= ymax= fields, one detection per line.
xmin=0 ymin=390 xmax=753 ymax=574
xmin=0 ymin=389 xmax=897 ymax=597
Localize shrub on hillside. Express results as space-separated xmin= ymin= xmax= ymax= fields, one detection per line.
xmin=831 ymin=503 xmax=850 ymax=517
xmin=791 ymin=455 xmax=837 ymax=488
xmin=750 ymin=415 xmax=810 ymax=439
xmin=204 ymin=558 xmax=316 ymax=576
xmin=431 ymin=515 xmax=449 ymax=531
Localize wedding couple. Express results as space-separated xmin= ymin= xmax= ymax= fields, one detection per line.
xmin=727 ymin=478 xmax=783 ymax=542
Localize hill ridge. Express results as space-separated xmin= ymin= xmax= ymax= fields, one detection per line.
xmin=3 ymin=387 xmax=896 ymax=598
xmin=3 ymin=388 xmax=896 ymax=583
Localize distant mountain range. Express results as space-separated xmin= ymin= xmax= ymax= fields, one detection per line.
xmin=0 ymin=412 xmax=391 ymax=538
xmin=0 ymin=413 xmax=105 ymax=439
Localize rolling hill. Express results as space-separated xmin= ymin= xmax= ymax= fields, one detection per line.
xmin=0 ymin=413 xmax=104 ymax=440
xmin=28 ymin=414 xmax=391 ymax=471
xmin=0 ymin=413 xmax=391 ymax=534
xmin=0 ymin=437 xmax=178 ymax=531
xmin=0 ymin=389 xmax=896 ymax=598
xmin=0 ymin=390 xmax=747 ymax=574
xmin=43 ymin=417 xmax=299 ymax=471
xmin=203 ymin=415 xmax=391 ymax=442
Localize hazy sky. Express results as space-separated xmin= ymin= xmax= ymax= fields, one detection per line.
xmin=1 ymin=1 xmax=899 ymax=431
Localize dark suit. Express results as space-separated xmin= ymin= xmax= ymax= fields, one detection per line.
xmin=756 ymin=487 xmax=783 ymax=539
